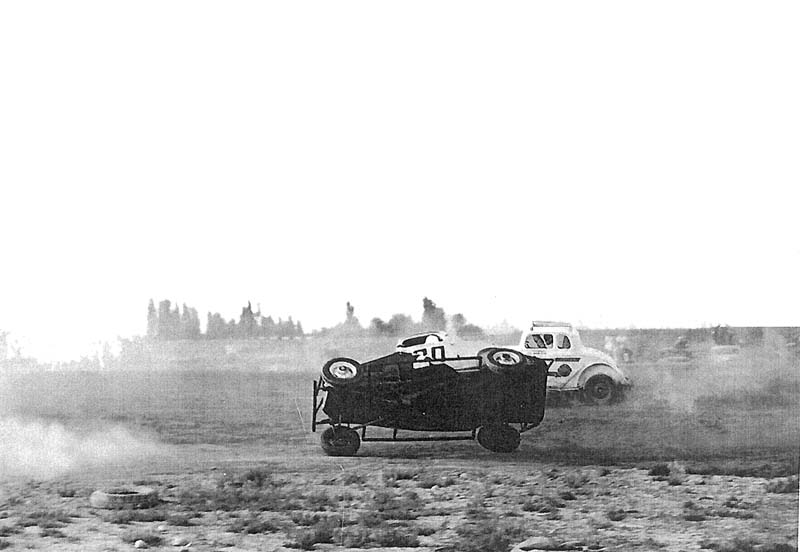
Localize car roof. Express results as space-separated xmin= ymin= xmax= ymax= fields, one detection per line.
xmin=531 ymin=321 xmax=572 ymax=328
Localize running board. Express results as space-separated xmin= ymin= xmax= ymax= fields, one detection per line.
xmin=361 ymin=435 xmax=476 ymax=442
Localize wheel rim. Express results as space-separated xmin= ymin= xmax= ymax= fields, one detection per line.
xmin=590 ymin=380 xmax=611 ymax=399
xmin=329 ymin=362 xmax=357 ymax=379
xmin=492 ymin=351 xmax=521 ymax=366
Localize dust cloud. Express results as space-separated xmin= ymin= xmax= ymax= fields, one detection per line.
xmin=0 ymin=417 xmax=159 ymax=480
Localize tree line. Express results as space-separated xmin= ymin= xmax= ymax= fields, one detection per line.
xmin=318 ymin=298 xmax=487 ymax=339
xmin=146 ymin=300 xmax=303 ymax=340
xmin=146 ymin=297 xmax=486 ymax=341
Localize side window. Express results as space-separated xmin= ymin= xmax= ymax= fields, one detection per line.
xmin=558 ymin=335 xmax=571 ymax=349
xmin=525 ymin=334 xmax=553 ymax=348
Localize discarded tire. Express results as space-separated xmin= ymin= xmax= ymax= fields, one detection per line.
xmin=321 ymin=358 xmax=363 ymax=386
xmin=89 ymin=486 xmax=159 ymax=509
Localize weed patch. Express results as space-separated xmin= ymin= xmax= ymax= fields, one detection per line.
xmin=521 ymin=496 xmax=565 ymax=513
xmin=18 ymin=509 xmax=72 ymax=528
xmin=701 ymin=537 xmax=797 ymax=552
xmin=765 ymin=476 xmax=799 ymax=494
xmin=286 ymin=519 xmax=336 ymax=549
xmin=649 ymin=463 xmax=671 ymax=477
xmin=227 ymin=513 xmax=281 ymax=534
xmin=442 ymin=517 xmax=525 ymax=552
xmin=102 ymin=509 xmax=167 ymax=524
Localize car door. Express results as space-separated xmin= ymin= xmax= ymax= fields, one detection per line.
xmin=547 ymin=333 xmax=581 ymax=390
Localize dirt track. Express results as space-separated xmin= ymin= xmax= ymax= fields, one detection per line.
xmin=1 ymin=349 xmax=799 ymax=551
xmin=1 ymin=440 xmax=798 ymax=552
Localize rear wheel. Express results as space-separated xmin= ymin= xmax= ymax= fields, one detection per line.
xmin=321 ymin=358 xmax=363 ymax=386
xmin=582 ymin=374 xmax=616 ymax=405
xmin=479 ymin=348 xmax=528 ymax=374
xmin=476 ymin=424 xmax=521 ymax=453
xmin=320 ymin=427 xmax=361 ymax=456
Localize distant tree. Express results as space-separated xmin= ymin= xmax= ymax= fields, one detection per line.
xmin=182 ymin=304 xmax=201 ymax=339
xmin=146 ymin=299 xmax=158 ymax=338
xmin=451 ymin=313 xmax=467 ymax=333
xmin=369 ymin=317 xmax=389 ymax=335
xmin=157 ymin=300 xmax=178 ymax=339
xmin=238 ymin=301 xmax=257 ymax=338
xmin=450 ymin=312 xmax=484 ymax=339
xmin=260 ymin=315 xmax=276 ymax=337
xmin=421 ymin=297 xmax=446 ymax=330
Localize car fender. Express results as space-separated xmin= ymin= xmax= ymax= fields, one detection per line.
xmin=578 ymin=363 xmax=624 ymax=388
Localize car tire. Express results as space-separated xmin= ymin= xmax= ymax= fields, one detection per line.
xmin=582 ymin=374 xmax=616 ymax=405
xmin=476 ymin=424 xmax=520 ymax=453
xmin=320 ymin=427 xmax=361 ymax=456
xmin=479 ymin=348 xmax=528 ymax=374
xmin=89 ymin=486 xmax=159 ymax=509
xmin=321 ymin=358 xmax=363 ymax=386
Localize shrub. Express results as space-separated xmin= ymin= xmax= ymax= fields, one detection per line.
xmin=372 ymin=527 xmax=420 ymax=547
xmin=565 ymin=472 xmax=590 ymax=488
xmin=166 ymin=513 xmax=196 ymax=526
xmin=19 ymin=510 xmax=72 ymax=528
xmin=227 ymin=513 xmax=281 ymax=534
xmin=102 ymin=509 xmax=167 ymax=524
xmin=40 ymin=527 xmax=67 ymax=538
xmin=521 ymin=496 xmax=565 ymax=513
xmin=444 ymin=517 xmax=525 ymax=552
xmin=648 ymin=463 xmax=670 ymax=477
xmin=607 ymin=509 xmax=626 ymax=521
xmin=176 ymin=471 xmax=286 ymax=512
xmin=766 ymin=476 xmax=799 ymax=494
xmin=0 ymin=526 xmax=22 ymax=537
xmin=383 ymin=467 xmax=419 ymax=485
xmin=286 ymin=520 xmax=336 ymax=549
xmin=339 ymin=473 xmax=367 ymax=485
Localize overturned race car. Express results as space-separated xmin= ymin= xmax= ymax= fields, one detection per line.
xmin=311 ymin=345 xmax=551 ymax=456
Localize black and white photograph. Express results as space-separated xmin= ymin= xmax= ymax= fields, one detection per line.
xmin=1 ymin=2 xmax=798 ymax=551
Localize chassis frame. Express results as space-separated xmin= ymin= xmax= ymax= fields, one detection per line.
xmin=311 ymin=352 xmax=553 ymax=445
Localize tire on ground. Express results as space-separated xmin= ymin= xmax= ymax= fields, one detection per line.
xmin=581 ymin=374 xmax=617 ymax=405
xmin=89 ymin=486 xmax=159 ymax=509
xmin=479 ymin=348 xmax=528 ymax=375
xmin=476 ymin=424 xmax=521 ymax=453
xmin=321 ymin=358 xmax=363 ymax=386
xmin=320 ymin=426 xmax=361 ymax=456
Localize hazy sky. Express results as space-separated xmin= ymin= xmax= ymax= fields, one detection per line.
xmin=1 ymin=1 xmax=798 ymax=361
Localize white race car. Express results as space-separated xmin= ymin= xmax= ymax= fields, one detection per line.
xmin=396 ymin=322 xmax=632 ymax=405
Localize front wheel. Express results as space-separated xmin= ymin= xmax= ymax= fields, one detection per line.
xmin=476 ymin=424 xmax=521 ymax=453
xmin=582 ymin=375 xmax=616 ymax=405
xmin=320 ymin=427 xmax=361 ymax=456
xmin=321 ymin=358 xmax=363 ymax=386
xmin=479 ymin=348 xmax=528 ymax=374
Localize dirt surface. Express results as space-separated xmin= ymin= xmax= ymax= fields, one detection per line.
xmin=0 ymin=442 xmax=798 ymax=552
xmin=1 ymin=344 xmax=799 ymax=551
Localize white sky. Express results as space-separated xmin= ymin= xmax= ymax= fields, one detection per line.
xmin=1 ymin=1 xmax=798 ymax=361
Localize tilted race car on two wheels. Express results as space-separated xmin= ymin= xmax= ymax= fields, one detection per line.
xmin=311 ymin=322 xmax=632 ymax=455
xmin=311 ymin=341 xmax=551 ymax=456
